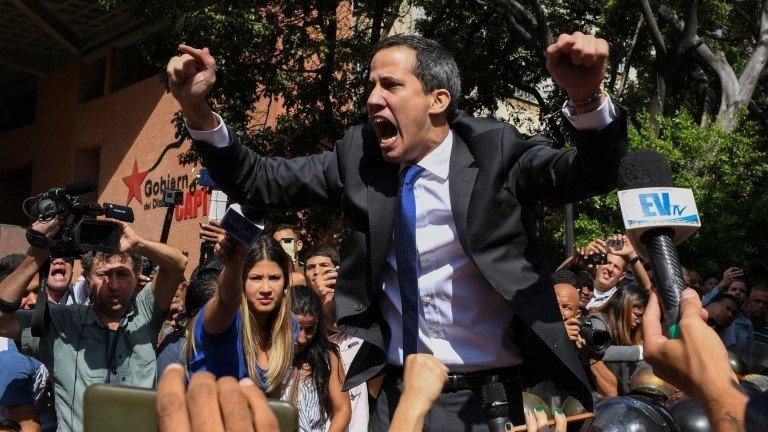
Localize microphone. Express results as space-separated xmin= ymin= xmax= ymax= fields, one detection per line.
xmin=47 ymin=180 xmax=98 ymax=198
xmin=617 ymin=150 xmax=701 ymax=337
xmin=481 ymin=382 xmax=513 ymax=432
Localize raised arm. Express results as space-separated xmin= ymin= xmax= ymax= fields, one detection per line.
xmin=0 ymin=220 xmax=59 ymax=340
xmin=514 ymin=32 xmax=627 ymax=205
xmin=166 ymin=45 xmax=345 ymax=210
xmin=203 ymin=238 xmax=248 ymax=335
xmin=111 ymin=220 xmax=187 ymax=313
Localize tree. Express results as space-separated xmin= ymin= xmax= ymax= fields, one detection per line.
xmin=638 ymin=0 xmax=768 ymax=134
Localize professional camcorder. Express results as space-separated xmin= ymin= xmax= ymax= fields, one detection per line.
xmin=578 ymin=314 xmax=613 ymax=357
xmin=23 ymin=181 xmax=134 ymax=258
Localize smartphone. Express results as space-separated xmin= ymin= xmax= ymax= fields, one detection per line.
xmin=84 ymin=384 xmax=297 ymax=432
xmin=220 ymin=207 xmax=261 ymax=247
xmin=280 ymin=237 xmax=296 ymax=261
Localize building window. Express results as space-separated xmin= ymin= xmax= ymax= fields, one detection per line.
xmin=78 ymin=58 xmax=106 ymax=104
xmin=109 ymin=42 xmax=156 ymax=93
xmin=0 ymin=87 xmax=36 ymax=133
xmin=0 ymin=166 xmax=32 ymax=226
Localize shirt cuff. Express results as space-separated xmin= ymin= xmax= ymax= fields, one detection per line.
xmin=561 ymin=96 xmax=618 ymax=131
xmin=186 ymin=112 xmax=231 ymax=148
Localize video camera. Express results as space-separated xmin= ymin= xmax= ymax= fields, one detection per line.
xmin=23 ymin=181 xmax=134 ymax=258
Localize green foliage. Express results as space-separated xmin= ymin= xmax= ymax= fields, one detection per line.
xmin=568 ymin=111 xmax=768 ymax=280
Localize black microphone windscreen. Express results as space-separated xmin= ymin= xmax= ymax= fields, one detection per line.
xmin=617 ymin=150 xmax=672 ymax=190
xmin=481 ymin=381 xmax=508 ymax=418
xmin=64 ymin=180 xmax=98 ymax=196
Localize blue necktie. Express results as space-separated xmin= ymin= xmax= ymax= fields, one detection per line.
xmin=394 ymin=164 xmax=424 ymax=358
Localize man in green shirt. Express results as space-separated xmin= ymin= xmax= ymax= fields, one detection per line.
xmin=0 ymin=219 xmax=187 ymax=432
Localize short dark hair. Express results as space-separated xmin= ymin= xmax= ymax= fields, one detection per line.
xmin=552 ymin=269 xmax=578 ymax=288
xmin=0 ymin=254 xmax=26 ymax=282
xmin=271 ymin=223 xmax=301 ymax=239
xmin=714 ymin=292 xmax=741 ymax=307
xmin=185 ymin=272 xmax=219 ymax=317
xmin=371 ymin=35 xmax=462 ymax=118
xmin=81 ymin=251 xmax=143 ymax=278
xmin=303 ymin=244 xmax=340 ymax=267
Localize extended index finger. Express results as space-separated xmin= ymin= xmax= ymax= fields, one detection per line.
xmin=178 ymin=44 xmax=215 ymax=69
xmin=157 ymin=364 xmax=191 ymax=432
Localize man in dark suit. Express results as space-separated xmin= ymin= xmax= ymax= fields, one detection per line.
xmin=166 ymin=32 xmax=626 ymax=431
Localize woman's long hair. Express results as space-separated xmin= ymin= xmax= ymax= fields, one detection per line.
xmin=240 ymin=236 xmax=294 ymax=394
xmin=292 ymin=285 xmax=339 ymax=424
xmin=595 ymin=280 xmax=649 ymax=345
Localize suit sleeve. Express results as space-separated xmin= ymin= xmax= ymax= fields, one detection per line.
xmin=192 ymin=127 xmax=349 ymax=210
xmin=511 ymin=106 xmax=628 ymax=205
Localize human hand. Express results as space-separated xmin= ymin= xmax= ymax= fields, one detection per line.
xmin=399 ymin=354 xmax=449 ymax=413
xmin=572 ymin=239 xmax=607 ymax=269
xmin=519 ymin=407 xmax=566 ymax=432
xmin=200 ymin=221 xmax=227 ymax=243
xmin=546 ymin=32 xmax=608 ymax=103
xmin=105 ymin=219 xmax=141 ymax=253
xmin=720 ymin=266 xmax=744 ymax=290
xmin=642 ymin=289 xmax=747 ymax=409
xmin=30 ymin=219 xmax=61 ymax=240
xmin=605 ymin=233 xmax=636 ymax=259
xmin=214 ymin=237 xmax=248 ymax=267
xmin=157 ymin=364 xmax=279 ymax=432
xmin=311 ymin=267 xmax=337 ymax=300
xmin=166 ymin=45 xmax=217 ymax=108
xmin=564 ymin=317 xmax=581 ymax=342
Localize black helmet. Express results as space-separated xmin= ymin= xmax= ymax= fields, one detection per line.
xmin=666 ymin=392 xmax=710 ymax=432
xmin=591 ymin=396 xmax=680 ymax=432
xmin=728 ymin=350 xmax=748 ymax=375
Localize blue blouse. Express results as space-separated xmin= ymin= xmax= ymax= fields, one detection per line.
xmin=187 ymin=303 xmax=299 ymax=390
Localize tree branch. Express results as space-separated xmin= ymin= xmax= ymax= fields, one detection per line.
xmin=531 ymin=0 xmax=554 ymax=47
xmin=616 ymin=15 xmax=644 ymax=97
xmin=637 ymin=0 xmax=667 ymax=57
xmin=737 ymin=0 xmax=768 ymax=104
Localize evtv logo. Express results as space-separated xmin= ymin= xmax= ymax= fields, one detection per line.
xmin=639 ymin=192 xmax=687 ymax=217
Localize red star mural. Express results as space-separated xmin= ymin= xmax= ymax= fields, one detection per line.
xmin=122 ymin=159 xmax=149 ymax=205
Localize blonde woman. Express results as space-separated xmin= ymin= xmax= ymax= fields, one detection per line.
xmin=187 ymin=236 xmax=298 ymax=395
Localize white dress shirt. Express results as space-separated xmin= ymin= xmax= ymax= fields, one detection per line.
xmin=188 ymin=98 xmax=619 ymax=372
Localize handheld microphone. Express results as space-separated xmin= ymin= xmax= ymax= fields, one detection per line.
xmin=617 ymin=150 xmax=701 ymax=337
xmin=482 ymin=382 xmax=513 ymax=432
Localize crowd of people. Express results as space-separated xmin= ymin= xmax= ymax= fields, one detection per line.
xmin=0 ymin=217 xmax=765 ymax=432
xmin=0 ymin=30 xmax=766 ymax=432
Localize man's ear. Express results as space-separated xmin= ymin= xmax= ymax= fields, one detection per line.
xmin=296 ymin=239 xmax=303 ymax=252
xmin=428 ymin=89 xmax=451 ymax=115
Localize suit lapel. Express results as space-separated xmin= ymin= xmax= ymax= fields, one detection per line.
xmin=449 ymin=133 xmax=478 ymax=253
xmin=367 ymin=158 xmax=399 ymax=289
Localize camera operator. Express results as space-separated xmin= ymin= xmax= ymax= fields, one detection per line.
xmin=0 ymin=218 xmax=187 ymax=432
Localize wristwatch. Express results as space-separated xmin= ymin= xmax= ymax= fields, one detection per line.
xmin=629 ymin=255 xmax=641 ymax=265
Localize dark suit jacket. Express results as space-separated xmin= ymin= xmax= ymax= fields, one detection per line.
xmin=193 ymin=110 xmax=628 ymax=408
